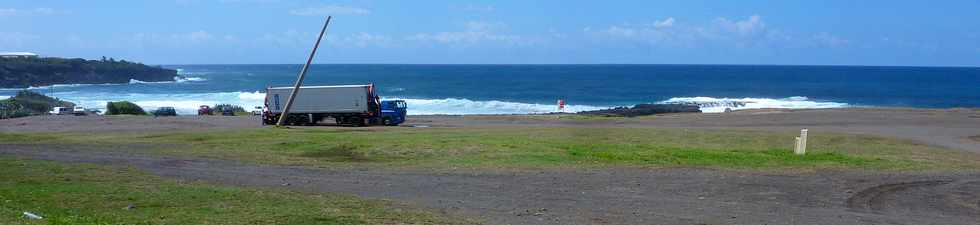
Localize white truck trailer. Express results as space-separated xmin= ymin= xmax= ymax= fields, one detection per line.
xmin=263 ymin=84 xmax=406 ymax=126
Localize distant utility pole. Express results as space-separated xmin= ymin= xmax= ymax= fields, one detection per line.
xmin=276 ymin=16 xmax=332 ymax=127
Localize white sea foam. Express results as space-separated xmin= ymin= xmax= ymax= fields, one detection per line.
xmin=66 ymin=91 xmax=266 ymax=115
xmin=59 ymin=91 xmax=607 ymax=115
xmin=129 ymin=76 xmax=207 ymax=84
xmin=40 ymin=88 xmax=849 ymax=116
xmin=23 ymin=83 xmax=115 ymax=90
xmin=659 ymin=96 xmax=848 ymax=113
xmin=391 ymin=97 xmax=607 ymax=115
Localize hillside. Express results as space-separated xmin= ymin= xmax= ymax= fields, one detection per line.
xmin=0 ymin=57 xmax=178 ymax=88
xmin=0 ymin=90 xmax=74 ymax=119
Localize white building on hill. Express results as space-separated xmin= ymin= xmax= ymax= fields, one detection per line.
xmin=0 ymin=52 xmax=39 ymax=58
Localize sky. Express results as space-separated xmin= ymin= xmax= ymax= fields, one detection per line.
xmin=1 ymin=0 xmax=979 ymax=66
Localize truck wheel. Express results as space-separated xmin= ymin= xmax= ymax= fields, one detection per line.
xmin=381 ymin=118 xmax=390 ymax=126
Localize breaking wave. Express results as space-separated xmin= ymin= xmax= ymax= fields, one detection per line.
xmin=391 ymin=97 xmax=607 ymax=115
xmin=59 ymin=91 xmax=607 ymax=115
xmin=659 ymin=96 xmax=848 ymax=113
xmin=24 ymin=90 xmax=848 ymax=116
xmin=129 ymin=76 xmax=207 ymax=84
xmin=65 ymin=91 xmax=266 ymax=115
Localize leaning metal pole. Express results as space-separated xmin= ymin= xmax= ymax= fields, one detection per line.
xmin=276 ymin=16 xmax=332 ymax=126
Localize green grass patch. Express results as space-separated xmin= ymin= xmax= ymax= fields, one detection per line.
xmin=1 ymin=127 xmax=977 ymax=171
xmin=565 ymin=145 xmax=888 ymax=168
xmin=0 ymin=157 xmax=470 ymax=225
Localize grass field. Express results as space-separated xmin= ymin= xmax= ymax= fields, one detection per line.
xmin=0 ymin=157 xmax=469 ymax=225
xmin=3 ymin=126 xmax=978 ymax=171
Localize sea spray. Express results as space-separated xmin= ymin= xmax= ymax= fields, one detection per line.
xmin=129 ymin=76 xmax=207 ymax=84
xmin=62 ymin=91 xmax=609 ymax=115
xmin=660 ymin=96 xmax=848 ymax=113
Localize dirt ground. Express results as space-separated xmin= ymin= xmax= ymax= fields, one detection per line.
xmin=3 ymin=108 xmax=978 ymax=152
xmin=2 ymin=108 xmax=980 ymax=224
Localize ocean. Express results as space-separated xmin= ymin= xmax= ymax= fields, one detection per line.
xmin=1 ymin=64 xmax=978 ymax=115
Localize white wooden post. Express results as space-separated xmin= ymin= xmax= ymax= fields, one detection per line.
xmin=794 ymin=137 xmax=802 ymax=154
xmin=797 ymin=129 xmax=808 ymax=155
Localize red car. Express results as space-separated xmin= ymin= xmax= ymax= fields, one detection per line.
xmin=197 ymin=105 xmax=213 ymax=115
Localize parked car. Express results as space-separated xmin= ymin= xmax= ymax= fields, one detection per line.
xmin=154 ymin=107 xmax=177 ymax=117
xmin=49 ymin=107 xmax=72 ymax=115
xmin=221 ymin=108 xmax=235 ymax=116
xmin=72 ymin=106 xmax=87 ymax=116
xmin=198 ymin=105 xmax=213 ymax=115
xmin=251 ymin=106 xmax=263 ymax=116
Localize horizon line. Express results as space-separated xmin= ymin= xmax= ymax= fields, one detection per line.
xmin=156 ymin=62 xmax=980 ymax=69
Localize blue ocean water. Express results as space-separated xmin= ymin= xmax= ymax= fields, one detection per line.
xmin=1 ymin=64 xmax=978 ymax=115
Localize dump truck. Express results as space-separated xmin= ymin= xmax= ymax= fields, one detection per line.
xmin=262 ymin=84 xmax=406 ymax=126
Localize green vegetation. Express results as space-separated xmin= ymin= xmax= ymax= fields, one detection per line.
xmin=4 ymin=127 xmax=977 ymax=171
xmin=0 ymin=91 xmax=74 ymax=119
xmin=105 ymin=101 xmax=146 ymax=115
xmin=0 ymin=57 xmax=177 ymax=88
xmin=212 ymin=104 xmax=247 ymax=115
xmin=0 ymin=157 xmax=469 ymax=224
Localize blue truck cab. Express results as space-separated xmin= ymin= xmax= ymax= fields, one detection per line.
xmin=379 ymin=100 xmax=407 ymax=126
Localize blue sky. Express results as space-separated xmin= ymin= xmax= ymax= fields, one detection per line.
xmin=2 ymin=0 xmax=979 ymax=66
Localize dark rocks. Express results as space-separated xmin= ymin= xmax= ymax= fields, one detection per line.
xmin=578 ymin=104 xmax=701 ymax=117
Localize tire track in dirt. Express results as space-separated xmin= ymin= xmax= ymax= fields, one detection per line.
xmin=847 ymin=179 xmax=980 ymax=218
xmin=846 ymin=180 xmax=954 ymax=213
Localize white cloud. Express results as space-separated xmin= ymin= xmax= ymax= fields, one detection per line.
xmin=330 ymin=32 xmax=393 ymax=48
xmin=811 ymin=33 xmax=850 ymax=47
xmin=256 ymin=29 xmax=318 ymax=47
xmin=714 ymin=14 xmax=765 ymax=36
xmin=586 ymin=14 xmax=851 ymax=49
xmin=176 ymin=0 xmax=278 ymax=4
xmin=176 ymin=30 xmax=215 ymax=42
xmin=407 ymin=21 xmax=531 ymax=46
xmin=289 ymin=5 xmax=370 ymax=16
xmin=452 ymin=4 xmax=494 ymax=12
xmin=600 ymin=26 xmax=637 ymax=38
xmin=124 ymin=30 xmax=230 ymax=48
xmin=654 ymin=17 xmax=675 ymax=28
xmin=0 ymin=32 xmax=40 ymax=48
xmin=218 ymin=0 xmax=280 ymax=3
xmin=0 ymin=7 xmax=64 ymax=16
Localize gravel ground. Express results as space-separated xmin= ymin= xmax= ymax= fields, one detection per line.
xmin=2 ymin=108 xmax=979 ymax=224
xmin=2 ymin=145 xmax=978 ymax=225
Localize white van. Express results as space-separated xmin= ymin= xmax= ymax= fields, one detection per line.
xmin=49 ymin=107 xmax=72 ymax=115
xmin=72 ymin=106 xmax=87 ymax=116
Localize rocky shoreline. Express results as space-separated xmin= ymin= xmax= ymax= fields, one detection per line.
xmin=0 ymin=57 xmax=177 ymax=88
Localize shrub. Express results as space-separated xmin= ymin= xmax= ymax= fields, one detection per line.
xmin=0 ymin=101 xmax=31 ymax=119
xmin=106 ymin=101 xmax=146 ymax=115
xmin=212 ymin=104 xmax=246 ymax=113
